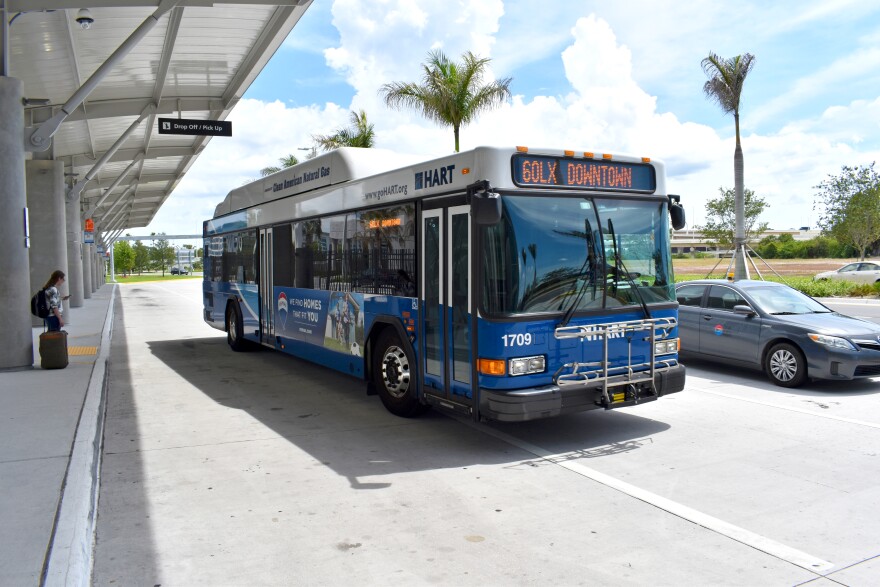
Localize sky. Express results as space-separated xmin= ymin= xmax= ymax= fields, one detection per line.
xmin=144 ymin=0 xmax=880 ymax=238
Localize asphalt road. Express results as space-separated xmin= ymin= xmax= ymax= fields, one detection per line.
xmin=821 ymin=298 xmax=880 ymax=324
xmin=92 ymin=282 xmax=880 ymax=585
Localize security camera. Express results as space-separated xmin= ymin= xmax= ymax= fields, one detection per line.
xmin=75 ymin=8 xmax=94 ymax=29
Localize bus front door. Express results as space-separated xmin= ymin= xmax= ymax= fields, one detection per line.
xmin=421 ymin=205 xmax=473 ymax=412
xmin=259 ymin=227 xmax=274 ymax=346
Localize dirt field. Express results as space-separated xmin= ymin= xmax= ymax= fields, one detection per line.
xmin=673 ymin=257 xmax=851 ymax=278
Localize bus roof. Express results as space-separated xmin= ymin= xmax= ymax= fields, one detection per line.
xmin=214 ymin=147 xmax=425 ymax=217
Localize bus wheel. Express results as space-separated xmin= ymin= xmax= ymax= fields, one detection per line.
xmin=765 ymin=342 xmax=807 ymax=387
xmin=226 ymin=304 xmax=247 ymax=352
xmin=373 ymin=329 xmax=425 ymax=417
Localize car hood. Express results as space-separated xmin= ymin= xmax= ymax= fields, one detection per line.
xmin=815 ymin=271 xmax=836 ymax=279
xmin=773 ymin=312 xmax=880 ymax=337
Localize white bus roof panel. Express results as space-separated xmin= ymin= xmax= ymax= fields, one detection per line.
xmin=214 ymin=147 xmax=425 ymax=216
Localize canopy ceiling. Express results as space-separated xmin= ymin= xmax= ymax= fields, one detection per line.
xmin=7 ymin=0 xmax=312 ymax=231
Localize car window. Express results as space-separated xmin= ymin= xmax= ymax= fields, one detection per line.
xmin=747 ymin=285 xmax=828 ymax=314
xmin=859 ymin=263 xmax=880 ymax=271
xmin=675 ymin=284 xmax=706 ymax=307
xmin=840 ymin=263 xmax=859 ymax=272
xmin=707 ymin=285 xmax=748 ymax=311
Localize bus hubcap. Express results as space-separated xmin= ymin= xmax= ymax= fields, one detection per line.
xmin=381 ymin=346 xmax=410 ymax=398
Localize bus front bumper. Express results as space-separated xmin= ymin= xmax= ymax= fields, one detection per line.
xmin=478 ymin=364 xmax=686 ymax=423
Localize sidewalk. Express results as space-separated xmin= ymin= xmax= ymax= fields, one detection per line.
xmin=0 ymin=284 xmax=116 ymax=586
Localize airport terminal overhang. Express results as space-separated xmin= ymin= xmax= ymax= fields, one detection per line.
xmin=5 ymin=0 xmax=312 ymax=234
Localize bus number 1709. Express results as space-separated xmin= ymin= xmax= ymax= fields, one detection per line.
xmin=502 ymin=333 xmax=533 ymax=347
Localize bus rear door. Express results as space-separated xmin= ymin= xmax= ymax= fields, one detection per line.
xmin=259 ymin=227 xmax=274 ymax=346
xmin=421 ymin=203 xmax=474 ymax=413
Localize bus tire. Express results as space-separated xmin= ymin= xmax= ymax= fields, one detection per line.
xmin=372 ymin=328 xmax=425 ymax=417
xmin=226 ymin=303 xmax=248 ymax=352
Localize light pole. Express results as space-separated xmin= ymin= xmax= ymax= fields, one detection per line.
xmin=298 ymin=146 xmax=317 ymax=160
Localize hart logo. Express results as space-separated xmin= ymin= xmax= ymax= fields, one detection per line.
xmin=414 ymin=164 xmax=456 ymax=191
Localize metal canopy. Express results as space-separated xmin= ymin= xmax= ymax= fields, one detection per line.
xmin=7 ymin=1 xmax=311 ymax=231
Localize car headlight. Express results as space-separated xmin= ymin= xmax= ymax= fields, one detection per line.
xmin=808 ymin=333 xmax=857 ymax=351
xmin=654 ymin=339 xmax=679 ymax=355
xmin=509 ymin=355 xmax=546 ymax=376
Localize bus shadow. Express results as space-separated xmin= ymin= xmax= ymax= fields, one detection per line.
xmin=145 ymin=337 xmax=673 ymax=487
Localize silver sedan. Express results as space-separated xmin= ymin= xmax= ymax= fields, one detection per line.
xmin=815 ymin=261 xmax=880 ymax=284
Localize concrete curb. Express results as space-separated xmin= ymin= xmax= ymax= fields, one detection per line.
xmin=42 ymin=285 xmax=116 ymax=587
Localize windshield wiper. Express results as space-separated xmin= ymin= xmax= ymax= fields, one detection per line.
xmin=606 ymin=218 xmax=651 ymax=319
xmin=559 ymin=219 xmax=599 ymax=327
xmin=770 ymin=311 xmax=799 ymax=315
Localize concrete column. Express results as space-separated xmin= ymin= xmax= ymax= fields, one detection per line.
xmin=27 ymin=160 xmax=68 ymax=328
xmin=0 ymin=77 xmax=33 ymax=370
xmin=66 ymin=193 xmax=84 ymax=307
xmin=93 ymin=250 xmax=100 ymax=290
xmin=82 ymin=242 xmax=92 ymax=299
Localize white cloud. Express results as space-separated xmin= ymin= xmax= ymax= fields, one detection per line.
xmin=147 ymin=1 xmax=880 ymax=237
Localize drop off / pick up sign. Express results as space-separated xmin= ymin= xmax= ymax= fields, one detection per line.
xmin=158 ymin=117 xmax=232 ymax=137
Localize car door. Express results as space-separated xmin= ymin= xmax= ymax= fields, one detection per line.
xmin=835 ymin=263 xmax=861 ymax=282
xmin=856 ymin=262 xmax=880 ymax=284
xmin=697 ymin=285 xmax=762 ymax=365
xmin=675 ymin=284 xmax=707 ymax=354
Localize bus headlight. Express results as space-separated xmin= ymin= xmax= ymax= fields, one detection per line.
xmin=654 ymin=339 xmax=679 ymax=355
xmin=509 ymin=355 xmax=546 ymax=376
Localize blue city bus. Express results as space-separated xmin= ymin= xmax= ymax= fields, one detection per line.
xmin=203 ymin=146 xmax=686 ymax=421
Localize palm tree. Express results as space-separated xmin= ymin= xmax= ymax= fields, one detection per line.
xmin=702 ymin=52 xmax=756 ymax=280
xmin=313 ymin=109 xmax=375 ymax=152
xmin=260 ymin=153 xmax=299 ymax=177
xmin=379 ymin=50 xmax=512 ymax=152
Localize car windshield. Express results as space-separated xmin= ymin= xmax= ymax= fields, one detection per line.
xmin=746 ymin=285 xmax=830 ymax=315
xmin=481 ymin=195 xmax=675 ymax=315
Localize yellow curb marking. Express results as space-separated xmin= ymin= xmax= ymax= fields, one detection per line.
xmin=69 ymin=346 xmax=98 ymax=356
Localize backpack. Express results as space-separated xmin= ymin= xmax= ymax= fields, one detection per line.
xmin=31 ymin=288 xmax=50 ymax=319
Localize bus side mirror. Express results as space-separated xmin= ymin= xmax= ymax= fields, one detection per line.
xmin=471 ymin=191 xmax=502 ymax=225
xmin=669 ymin=196 xmax=686 ymax=230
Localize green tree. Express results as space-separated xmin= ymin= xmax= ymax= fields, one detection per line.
xmin=701 ymin=187 xmax=769 ymax=249
xmin=313 ymin=109 xmax=375 ymax=152
xmin=702 ymin=52 xmax=756 ymax=279
xmin=150 ymin=233 xmax=175 ymax=275
xmin=379 ymin=50 xmax=512 ymax=152
xmin=814 ymin=163 xmax=880 ymax=260
xmin=260 ymin=154 xmax=299 ymax=177
xmin=113 ymin=240 xmax=135 ymax=275
xmin=132 ymin=240 xmax=150 ymax=274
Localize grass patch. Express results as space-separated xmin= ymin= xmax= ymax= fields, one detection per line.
xmin=674 ymin=273 xmax=878 ymax=298
xmin=111 ymin=273 xmax=201 ymax=284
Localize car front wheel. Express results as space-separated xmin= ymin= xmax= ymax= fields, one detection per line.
xmin=765 ymin=342 xmax=807 ymax=387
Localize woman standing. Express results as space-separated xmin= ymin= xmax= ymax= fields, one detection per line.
xmin=42 ymin=270 xmax=67 ymax=331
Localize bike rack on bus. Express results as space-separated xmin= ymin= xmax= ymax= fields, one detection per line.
xmin=552 ymin=317 xmax=679 ymax=409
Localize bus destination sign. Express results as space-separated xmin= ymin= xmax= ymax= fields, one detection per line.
xmin=158 ymin=117 xmax=232 ymax=137
xmin=512 ymin=154 xmax=656 ymax=192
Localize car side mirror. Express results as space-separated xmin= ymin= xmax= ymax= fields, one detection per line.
xmin=733 ymin=304 xmax=756 ymax=316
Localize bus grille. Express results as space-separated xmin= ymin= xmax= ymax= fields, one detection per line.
xmin=552 ymin=317 xmax=679 ymax=405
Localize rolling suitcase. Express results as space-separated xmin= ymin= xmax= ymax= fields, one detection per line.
xmin=39 ymin=330 xmax=69 ymax=369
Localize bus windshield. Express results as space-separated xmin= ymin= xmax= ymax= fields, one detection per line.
xmin=481 ymin=195 xmax=675 ymax=316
